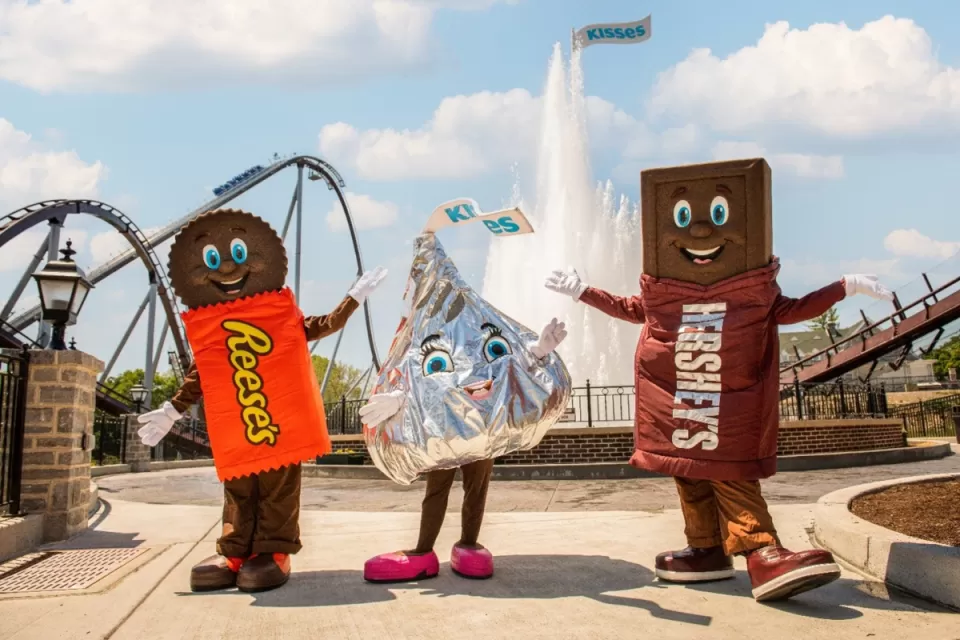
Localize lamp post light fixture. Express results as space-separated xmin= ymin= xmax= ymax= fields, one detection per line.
xmin=31 ymin=240 xmax=94 ymax=350
xmin=129 ymin=384 xmax=149 ymax=414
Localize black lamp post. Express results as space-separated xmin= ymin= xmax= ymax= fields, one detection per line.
xmin=31 ymin=240 xmax=94 ymax=350
xmin=129 ymin=384 xmax=148 ymax=414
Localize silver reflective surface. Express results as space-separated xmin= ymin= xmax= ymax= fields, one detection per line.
xmin=364 ymin=233 xmax=572 ymax=485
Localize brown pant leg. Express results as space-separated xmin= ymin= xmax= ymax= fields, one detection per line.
xmin=674 ymin=477 xmax=724 ymax=549
xmin=414 ymin=467 xmax=457 ymax=553
xmin=459 ymin=458 xmax=494 ymax=547
xmin=217 ymin=473 xmax=258 ymax=558
xmin=251 ymin=463 xmax=303 ymax=555
xmin=710 ymin=480 xmax=779 ymax=556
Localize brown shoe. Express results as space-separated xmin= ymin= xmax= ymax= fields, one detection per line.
xmin=190 ymin=555 xmax=243 ymax=592
xmin=655 ymin=546 xmax=735 ymax=583
xmin=747 ymin=545 xmax=841 ymax=602
xmin=236 ymin=553 xmax=291 ymax=593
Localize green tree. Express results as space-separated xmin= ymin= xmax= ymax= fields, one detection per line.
xmin=929 ymin=334 xmax=960 ymax=379
xmin=102 ymin=368 xmax=179 ymax=408
xmin=807 ymin=307 xmax=840 ymax=332
xmin=311 ymin=356 xmax=366 ymax=402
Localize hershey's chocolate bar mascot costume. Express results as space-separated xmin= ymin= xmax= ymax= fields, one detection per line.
xmin=359 ymin=203 xmax=571 ymax=583
xmin=546 ymin=159 xmax=892 ymax=602
xmin=137 ymin=208 xmax=386 ymax=593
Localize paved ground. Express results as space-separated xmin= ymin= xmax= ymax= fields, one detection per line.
xmin=96 ymin=454 xmax=960 ymax=512
xmin=2 ymin=498 xmax=958 ymax=640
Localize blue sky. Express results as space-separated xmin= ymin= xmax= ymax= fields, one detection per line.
xmin=1 ymin=0 xmax=959 ymax=383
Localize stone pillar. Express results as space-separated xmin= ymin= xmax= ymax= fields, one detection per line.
xmin=18 ymin=350 xmax=103 ymax=543
xmin=122 ymin=414 xmax=152 ymax=472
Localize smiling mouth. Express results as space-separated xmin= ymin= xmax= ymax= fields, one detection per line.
xmin=462 ymin=379 xmax=493 ymax=401
xmin=212 ymin=273 xmax=249 ymax=295
xmin=679 ymin=244 xmax=725 ymax=265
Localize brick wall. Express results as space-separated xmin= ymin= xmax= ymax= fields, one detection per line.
xmin=327 ymin=419 xmax=906 ymax=465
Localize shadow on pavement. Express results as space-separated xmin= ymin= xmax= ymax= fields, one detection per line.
xmin=186 ymin=554 xmax=712 ymax=626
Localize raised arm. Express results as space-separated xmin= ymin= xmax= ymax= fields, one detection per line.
xmin=544 ymin=268 xmax=644 ymax=324
xmin=774 ymin=274 xmax=893 ymax=326
xmin=303 ymin=266 xmax=388 ymax=341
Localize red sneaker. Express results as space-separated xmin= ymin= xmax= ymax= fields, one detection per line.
xmin=655 ymin=546 xmax=735 ymax=583
xmin=747 ymin=545 xmax=841 ymax=602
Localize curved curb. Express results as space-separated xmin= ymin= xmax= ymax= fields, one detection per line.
xmin=814 ymin=472 xmax=960 ymax=611
xmin=302 ymin=442 xmax=953 ymax=481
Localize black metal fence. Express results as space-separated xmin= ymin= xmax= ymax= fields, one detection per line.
xmin=888 ymin=393 xmax=960 ymax=438
xmin=779 ymin=380 xmax=888 ymax=421
xmin=92 ymin=412 xmax=126 ymax=466
xmin=0 ymin=349 xmax=29 ymax=516
xmin=152 ymin=416 xmax=212 ymax=461
xmin=326 ymin=397 xmax=367 ymax=435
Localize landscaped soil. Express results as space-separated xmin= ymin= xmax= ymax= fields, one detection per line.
xmin=850 ymin=479 xmax=960 ymax=547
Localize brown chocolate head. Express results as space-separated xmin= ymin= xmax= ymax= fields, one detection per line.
xmin=168 ymin=209 xmax=287 ymax=309
xmin=640 ymin=158 xmax=772 ymax=286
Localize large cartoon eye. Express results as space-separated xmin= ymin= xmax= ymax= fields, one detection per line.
xmin=482 ymin=333 xmax=512 ymax=363
xmin=673 ymin=200 xmax=692 ymax=228
xmin=710 ymin=196 xmax=729 ymax=226
xmin=202 ymin=244 xmax=221 ymax=270
xmin=230 ymin=238 xmax=248 ymax=264
xmin=421 ymin=349 xmax=454 ymax=376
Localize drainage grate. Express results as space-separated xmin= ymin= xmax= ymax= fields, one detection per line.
xmin=0 ymin=548 xmax=146 ymax=593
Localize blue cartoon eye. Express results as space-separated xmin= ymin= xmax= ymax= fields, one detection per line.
xmin=483 ymin=335 xmax=512 ymax=363
xmin=202 ymin=244 xmax=221 ymax=270
xmin=710 ymin=196 xmax=729 ymax=226
xmin=421 ymin=349 xmax=454 ymax=376
xmin=673 ymin=200 xmax=692 ymax=228
xmin=230 ymin=238 xmax=248 ymax=264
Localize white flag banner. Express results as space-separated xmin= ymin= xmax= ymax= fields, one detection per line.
xmin=574 ymin=15 xmax=651 ymax=49
xmin=422 ymin=198 xmax=533 ymax=236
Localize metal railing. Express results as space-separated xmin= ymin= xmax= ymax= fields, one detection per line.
xmin=92 ymin=412 xmax=127 ymax=466
xmin=888 ymin=393 xmax=960 ymax=438
xmin=152 ymin=416 xmax=211 ymax=461
xmin=0 ymin=348 xmax=29 ymax=515
xmin=325 ymin=397 xmax=367 ymax=435
xmin=779 ymin=379 xmax=888 ymax=421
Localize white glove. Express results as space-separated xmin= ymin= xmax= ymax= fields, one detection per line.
xmin=137 ymin=401 xmax=181 ymax=447
xmin=545 ymin=268 xmax=587 ymax=301
xmin=531 ymin=318 xmax=567 ymax=359
xmin=843 ymin=274 xmax=893 ymax=301
xmin=348 ymin=266 xmax=388 ymax=304
xmin=358 ymin=390 xmax=406 ymax=427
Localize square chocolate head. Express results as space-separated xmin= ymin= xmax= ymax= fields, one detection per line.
xmin=640 ymin=158 xmax=772 ymax=286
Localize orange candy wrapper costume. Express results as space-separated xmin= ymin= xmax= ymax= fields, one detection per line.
xmin=181 ymin=287 xmax=331 ymax=481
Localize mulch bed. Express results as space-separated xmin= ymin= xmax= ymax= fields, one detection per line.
xmin=850 ymin=479 xmax=960 ymax=547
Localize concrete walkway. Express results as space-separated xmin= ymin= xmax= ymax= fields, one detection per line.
xmin=2 ymin=460 xmax=959 ymax=640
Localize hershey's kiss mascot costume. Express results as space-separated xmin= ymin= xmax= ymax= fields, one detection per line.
xmin=137 ymin=208 xmax=387 ymax=593
xmin=545 ymin=159 xmax=893 ymax=602
xmin=360 ymin=199 xmax=572 ymax=582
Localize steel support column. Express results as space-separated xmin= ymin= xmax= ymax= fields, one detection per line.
xmin=151 ymin=319 xmax=169 ymax=381
xmin=294 ymin=164 xmax=304 ymax=303
xmin=99 ymin=291 xmax=151 ymax=383
xmin=144 ymin=275 xmax=159 ymax=410
xmin=0 ymin=232 xmax=50 ymax=321
xmin=280 ymin=182 xmax=299 ymax=242
xmin=319 ymin=328 xmax=344 ymax=398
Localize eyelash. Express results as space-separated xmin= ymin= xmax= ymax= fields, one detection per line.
xmin=420 ymin=339 xmax=449 ymax=357
xmin=482 ymin=325 xmax=503 ymax=338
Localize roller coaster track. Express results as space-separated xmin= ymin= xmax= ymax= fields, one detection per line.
xmin=780 ymin=274 xmax=960 ymax=384
xmin=2 ymin=153 xmax=382 ymax=373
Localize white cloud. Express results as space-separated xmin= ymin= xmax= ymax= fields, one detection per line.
xmin=884 ymin=229 xmax=960 ymax=260
xmin=711 ymin=141 xmax=844 ymax=179
xmin=0 ymin=0 xmax=520 ymax=92
xmin=0 ymin=229 xmax=90 ymax=274
xmin=649 ymin=16 xmax=960 ymax=138
xmin=0 ymin=119 xmax=106 ymax=208
xmin=326 ymin=192 xmax=399 ymax=231
xmin=319 ymin=88 xmax=655 ymax=181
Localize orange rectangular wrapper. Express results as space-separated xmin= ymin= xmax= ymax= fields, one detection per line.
xmin=181 ymin=287 xmax=331 ymax=481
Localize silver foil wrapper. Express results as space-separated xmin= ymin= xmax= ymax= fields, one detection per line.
xmin=364 ymin=233 xmax=572 ymax=485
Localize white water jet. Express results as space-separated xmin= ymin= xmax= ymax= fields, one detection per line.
xmin=482 ymin=44 xmax=642 ymax=386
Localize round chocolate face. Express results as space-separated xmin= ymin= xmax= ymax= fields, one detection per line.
xmin=168 ymin=209 xmax=287 ymax=309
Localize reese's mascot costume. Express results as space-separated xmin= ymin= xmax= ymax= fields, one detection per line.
xmin=359 ymin=199 xmax=571 ymax=582
xmin=136 ymin=208 xmax=387 ymax=593
xmin=545 ymin=159 xmax=893 ymax=602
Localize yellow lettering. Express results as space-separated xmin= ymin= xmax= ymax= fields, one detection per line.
xmin=222 ymin=319 xmax=278 ymax=446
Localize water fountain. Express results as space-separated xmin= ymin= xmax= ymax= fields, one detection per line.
xmin=482 ymin=44 xmax=642 ymax=386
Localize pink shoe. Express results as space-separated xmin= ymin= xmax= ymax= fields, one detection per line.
xmin=450 ymin=544 xmax=494 ymax=579
xmin=363 ymin=550 xmax=439 ymax=583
